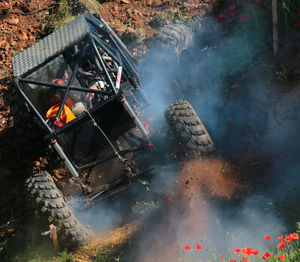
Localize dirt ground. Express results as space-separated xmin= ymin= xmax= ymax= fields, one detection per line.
xmin=0 ymin=0 xmax=300 ymax=261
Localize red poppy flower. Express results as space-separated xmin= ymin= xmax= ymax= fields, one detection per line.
xmin=285 ymin=235 xmax=293 ymax=242
xmin=234 ymin=248 xmax=240 ymax=253
xmin=196 ymin=244 xmax=202 ymax=250
xmin=295 ymin=22 xmax=300 ymax=28
xmin=221 ymin=256 xmax=224 ymax=260
xmin=229 ymin=5 xmax=237 ymax=10
xmin=291 ymin=233 xmax=299 ymax=239
xmin=136 ymin=128 xmax=140 ymax=131
xmin=265 ymin=235 xmax=271 ymax=241
xmin=241 ymin=248 xmax=246 ymax=255
xmin=244 ymin=247 xmax=255 ymax=256
xmin=143 ymin=121 xmax=149 ymax=129
xmin=184 ymin=244 xmax=191 ymax=250
xmin=229 ymin=260 xmax=236 ymax=262
xmin=241 ymin=257 xmax=248 ymax=262
xmin=148 ymin=143 xmax=153 ymax=147
xmin=241 ymin=15 xmax=247 ymax=21
xmin=279 ymin=241 xmax=286 ymax=250
xmin=231 ymin=12 xmax=236 ymax=16
xmin=219 ymin=14 xmax=225 ymax=19
xmin=262 ymin=252 xmax=271 ymax=260
xmin=278 ymin=254 xmax=285 ymax=261
xmin=278 ymin=236 xmax=284 ymax=242
xmin=251 ymin=249 xmax=259 ymax=255
xmin=163 ymin=194 xmax=170 ymax=201
xmin=148 ymin=118 xmax=153 ymax=123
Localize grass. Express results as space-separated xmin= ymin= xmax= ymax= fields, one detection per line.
xmin=28 ymin=250 xmax=75 ymax=262
xmin=265 ymin=188 xmax=300 ymax=231
xmin=179 ymin=227 xmax=300 ymax=262
xmin=217 ymin=7 xmax=271 ymax=79
xmin=42 ymin=0 xmax=76 ymax=35
xmin=93 ymin=245 xmax=128 ymax=262
xmin=156 ymin=9 xmax=194 ymax=27
xmin=280 ymin=0 xmax=300 ymax=26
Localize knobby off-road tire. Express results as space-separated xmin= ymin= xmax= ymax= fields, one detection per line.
xmin=152 ymin=24 xmax=196 ymax=94
xmin=26 ymin=170 xmax=93 ymax=247
xmin=153 ymin=24 xmax=195 ymax=56
xmin=165 ymin=100 xmax=215 ymax=156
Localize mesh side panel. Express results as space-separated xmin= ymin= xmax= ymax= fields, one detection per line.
xmin=12 ymin=15 xmax=88 ymax=77
xmin=55 ymin=99 xmax=134 ymax=162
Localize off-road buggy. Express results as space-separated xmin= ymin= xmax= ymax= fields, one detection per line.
xmin=12 ymin=14 xmax=215 ymax=247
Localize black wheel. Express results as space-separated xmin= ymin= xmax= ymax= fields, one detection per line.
xmin=10 ymin=88 xmax=45 ymax=142
xmin=153 ymin=24 xmax=195 ymax=56
xmin=26 ymin=170 xmax=93 ymax=247
xmin=151 ymin=24 xmax=196 ymax=94
xmin=165 ymin=100 xmax=216 ymax=156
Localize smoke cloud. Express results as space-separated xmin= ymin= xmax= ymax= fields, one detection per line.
xmin=129 ymin=3 xmax=299 ymax=262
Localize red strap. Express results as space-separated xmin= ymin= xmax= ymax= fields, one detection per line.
xmin=53 ymin=119 xmax=63 ymax=127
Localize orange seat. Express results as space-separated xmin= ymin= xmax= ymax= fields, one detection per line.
xmin=46 ymin=104 xmax=76 ymax=126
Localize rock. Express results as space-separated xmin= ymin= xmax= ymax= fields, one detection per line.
xmin=75 ymin=258 xmax=86 ymax=262
xmin=0 ymin=118 xmax=5 ymax=125
xmin=153 ymin=0 xmax=162 ymax=7
xmin=17 ymin=31 xmax=28 ymax=41
xmin=53 ymin=169 xmax=64 ymax=180
xmin=133 ymin=9 xmax=142 ymax=17
xmin=7 ymin=17 xmax=19 ymax=25
xmin=121 ymin=0 xmax=130 ymax=4
xmin=126 ymin=8 xmax=133 ymax=16
xmin=0 ymin=40 xmax=6 ymax=48
xmin=0 ymin=9 xmax=8 ymax=16
xmin=146 ymin=0 xmax=152 ymax=6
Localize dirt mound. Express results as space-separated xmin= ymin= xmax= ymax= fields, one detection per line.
xmin=179 ymin=157 xmax=240 ymax=201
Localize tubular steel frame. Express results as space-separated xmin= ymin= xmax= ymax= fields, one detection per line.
xmin=13 ymin=14 xmax=153 ymax=201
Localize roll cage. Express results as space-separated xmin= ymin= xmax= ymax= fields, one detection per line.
xmin=12 ymin=14 xmax=153 ymax=203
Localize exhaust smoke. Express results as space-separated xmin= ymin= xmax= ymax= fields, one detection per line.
xmin=129 ymin=3 xmax=299 ymax=262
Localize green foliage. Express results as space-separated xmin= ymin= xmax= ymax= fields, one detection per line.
xmin=131 ymin=200 xmax=158 ymax=216
xmin=265 ymin=188 xmax=300 ymax=228
xmin=156 ymin=9 xmax=193 ymax=26
xmin=43 ymin=0 xmax=76 ymax=34
xmin=218 ymin=7 xmax=271 ymax=78
xmin=281 ymin=0 xmax=300 ymax=25
xmin=138 ymin=178 xmax=151 ymax=191
xmin=15 ymin=249 xmax=75 ymax=262
xmin=93 ymin=245 xmax=127 ymax=262
xmin=276 ymin=65 xmax=289 ymax=81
